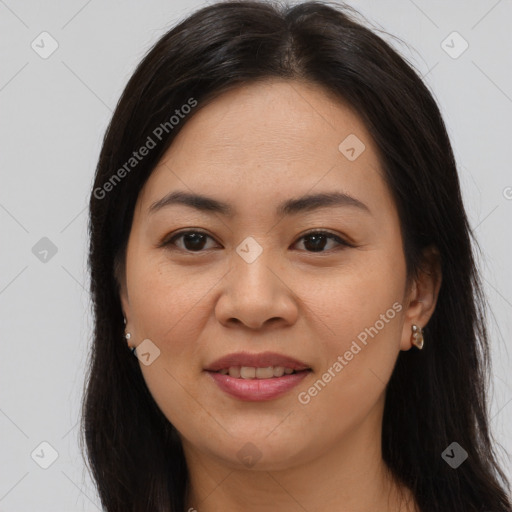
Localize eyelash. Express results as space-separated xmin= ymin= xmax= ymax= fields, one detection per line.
xmin=160 ymin=229 xmax=353 ymax=254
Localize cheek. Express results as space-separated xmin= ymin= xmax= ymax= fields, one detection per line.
xmin=126 ymin=255 xmax=207 ymax=346
xmin=300 ymin=248 xmax=406 ymax=401
xmin=127 ymin=261 xmax=216 ymax=429
xmin=301 ymin=247 xmax=406 ymax=342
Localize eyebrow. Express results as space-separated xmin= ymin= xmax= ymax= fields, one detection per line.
xmin=148 ymin=190 xmax=371 ymax=217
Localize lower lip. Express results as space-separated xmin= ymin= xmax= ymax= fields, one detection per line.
xmin=205 ymin=370 xmax=311 ymax=401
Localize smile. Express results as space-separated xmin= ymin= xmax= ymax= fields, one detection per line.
xmin=206 ymin=368 xmax=311 ymax=401
xmin=215 ymin=366 xmax=304 ymax=379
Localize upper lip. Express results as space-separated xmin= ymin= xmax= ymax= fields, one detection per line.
xmin=204 ymin=351 xmax=312 ymax=372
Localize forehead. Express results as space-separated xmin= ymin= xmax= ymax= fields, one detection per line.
xmin=136 ymin=79 xmax=390 ymax=217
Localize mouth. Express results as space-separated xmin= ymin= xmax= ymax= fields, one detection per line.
xmin=208 ymin=366 xmax=312 ymax=379
xmin=204 ymin=351 xmax=312 ymax=401
xmin=205 ymin=367 xmax=312 ymax=401
xmin=204 ymin=351 xmax=312 ymax=374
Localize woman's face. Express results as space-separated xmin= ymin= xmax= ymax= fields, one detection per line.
xmin=120 ymin=79 xmax=434 ymax=473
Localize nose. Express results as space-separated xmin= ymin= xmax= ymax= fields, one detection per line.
xmin=214 ymin=249 xmax=299 ymax=330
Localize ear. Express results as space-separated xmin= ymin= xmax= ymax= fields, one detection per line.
xmin=116 ymin=257 xmax=131 ymax=324
xmin=400 ymin=245 xmax=442 ymax=351
xmin=120 ymin=281 xmax=131 ymax=323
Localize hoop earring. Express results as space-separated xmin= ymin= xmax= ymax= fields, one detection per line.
xmin=411 ymin=324 xmax=424 ymax=350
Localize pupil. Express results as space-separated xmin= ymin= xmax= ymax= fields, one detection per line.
xmin=184 ymin=233 xmax=206 ymax=251
xmin=304 ymin=234 xmax=327 ymax=252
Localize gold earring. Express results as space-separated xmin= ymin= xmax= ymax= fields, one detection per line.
xmin=411 ymin=324 xmax=424 ymax=350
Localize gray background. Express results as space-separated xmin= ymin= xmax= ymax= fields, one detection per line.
xmin=1 ymin=0 xmax=511 ymax=510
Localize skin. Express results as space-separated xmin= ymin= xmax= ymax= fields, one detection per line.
xmin=119 ymin=78 xmax=441 ymax=512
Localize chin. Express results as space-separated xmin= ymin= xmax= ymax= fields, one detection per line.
xmin=209 ymin=433 xmax=312 ymax=472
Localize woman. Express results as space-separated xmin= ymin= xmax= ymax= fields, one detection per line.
xmin=81 ymin=1 xmax=512 ymax=511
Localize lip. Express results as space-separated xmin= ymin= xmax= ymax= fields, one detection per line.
xmin=204 ymin=351 xmax=311 ymax=372
xmin=206 ymin=370 xmax=311 ymax=401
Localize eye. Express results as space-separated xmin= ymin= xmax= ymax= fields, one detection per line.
xmin=162 ymin=230 xmax=219 ymax=252
xmin=292 ymin=230 xmax=352 ymax=253
xmin=161 ymin=229 xmax=351 ymax=254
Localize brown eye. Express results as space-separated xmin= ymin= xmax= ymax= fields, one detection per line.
xmin=293 ymin=231 xmax=350 ymax=253
xmin=164 ymin=230 xmax=218 ymax=252
xmin=161 ymin=229 xmax=351 ymax=254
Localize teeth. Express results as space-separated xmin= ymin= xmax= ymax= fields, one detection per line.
xmin=256 ymin=367 xmax=274 ymax=379
xmin=273 ymin=366 xmax=285 ymax=377
xmin=218 ymin=366 xmax=302 ymax=379
xmin=228 ymin=367 xmax=241 ymax=378
xmin=240 ymin=367 xmax=255 ymax=379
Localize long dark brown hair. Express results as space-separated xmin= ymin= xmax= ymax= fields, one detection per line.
xmin=81 ymin=1 xmax=512 ymax=510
